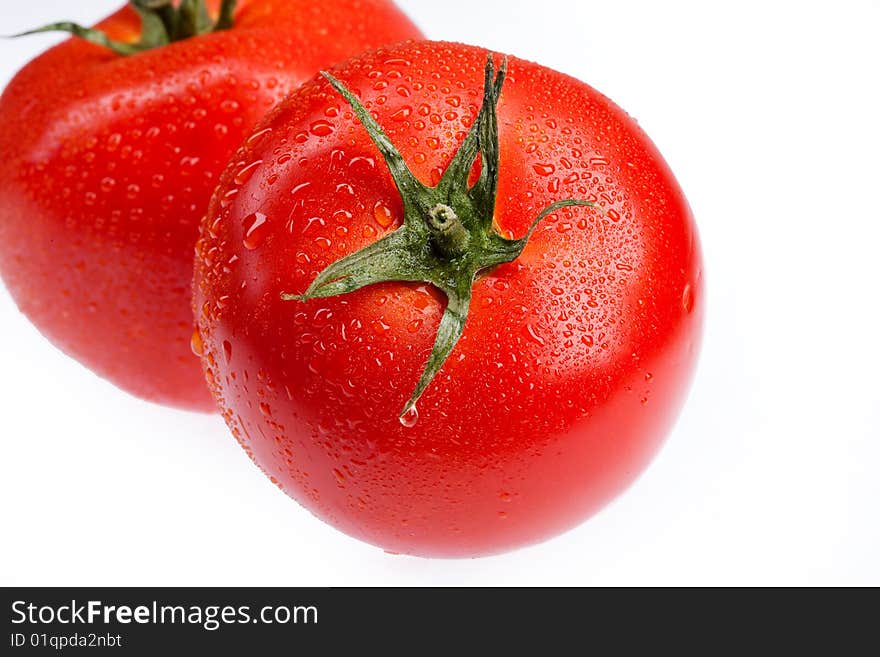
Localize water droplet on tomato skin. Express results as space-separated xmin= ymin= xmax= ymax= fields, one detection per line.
xmin=399 ymin=404 xmax=419 ymax=428
xmin=190 ymin=329 xmax=204 ymax=356
xmin=682 ymin=283 xmax=695 ymax=313
xmin=242 ymin=212 xmax=269 ymax=250
xmin=533 ymin=163 xmax=555 ymax=176
xmin=246 ymin=127 xmax=272 ymax=148
xmin=523 ymin=324 xmax=546 ymax=346
xmin=373 ymin=201 xmax=395 ymax=228
xmin=234 ymin=160 xmax=263 ymax=185
xmin=310 ymin=120 xmax=334 ymax=136
xmin=390 ymin=106 xmax=412 ymax=121
xmin=371 ymin=319 xmax=391 ymax=335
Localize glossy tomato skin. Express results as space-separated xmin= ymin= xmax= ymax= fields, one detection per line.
xmin=0 ymin=0 xmax=421 ymax=412
xmin=194 ymin=41 xmax=703 ymax=556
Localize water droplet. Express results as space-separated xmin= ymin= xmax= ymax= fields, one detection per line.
xmin=333 ymin=209 xmax=352 ymax=224
xmin=371 ymin=319 xmax=391 ymax=335
xmin=373 ymin=200 xmax=394 ymax=228
xmin=223 ymin=340 xmax=233 ymax=363
xmin=399 ymin=404 xmax=419 ymax=428
xmin=349 ymin=156 xmax=375 ymax=170
xmin=616 ymin=263 xmax=633 ymax=272
xmin=246 ymin=127 xmax=272 ymax=148
xmin=590 ymin=157 xmax=608 ymax=166
xmin=682 ymin=283 xmax=695 ymax=313
xmin=291 ymin=182 xmax=311 ymax=197
xmin=310 ymin=120 xmax=333 ymax=136
xmin=645 ymin=372 xmax=653 ymax=382
xmin=242 ymin=212 xmax=269 ymax=250
xmin=190 ymin=329 xmax=204 ymax=356
xmin=333 ymin=468 xmax=346 ymax=484
xmin=523 ymin=324 xmax=545 ymax=346
xmin=390 ymin=105 xmax=412 ymax=121
xmin=259 ymin=401 xmax=272 ymax=416
xmin=533 ymin=163 xmax=555 ymax=177
xmin=234 ymin=160 xmax=263 ymax=185
xmin=219 ymin=188 xmax=239 ymax=208
xmin=499 ymin=492 xmax=512 ymax=502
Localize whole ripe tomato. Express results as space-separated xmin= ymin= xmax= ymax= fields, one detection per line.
xmin=194 ymin=41 xmax=703 ymax=556
xmin=0 ymin=0 xmax=421 ymax=411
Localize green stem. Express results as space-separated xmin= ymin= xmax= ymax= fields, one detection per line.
xmin=11 ymin=0 xmax=238 ymax=56
xmin=216 ymin=0 xmax=238 ymax=30
xmin=284 ymin=53 xmax=602 ymax=419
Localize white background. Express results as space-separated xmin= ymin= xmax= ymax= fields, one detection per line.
xmin=1 ymin=1 xmax=878 ymax=586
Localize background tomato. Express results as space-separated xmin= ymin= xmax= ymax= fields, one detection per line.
xmin=194 ymin=41 xmax=703 ymax=556
xmin=0 ymin=0 xmax=421 ymax=411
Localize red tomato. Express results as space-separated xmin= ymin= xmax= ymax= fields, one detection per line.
xmin=194 ymin=41 xmax=703 ymax=556
xmin=0 ymin=0 xmax=421 ymax=411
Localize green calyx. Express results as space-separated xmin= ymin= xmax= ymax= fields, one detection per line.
xmin=283 ymin=54 xmax=598 ymax=418
xmin=13 ymin=0 xmax=238 ymax=56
